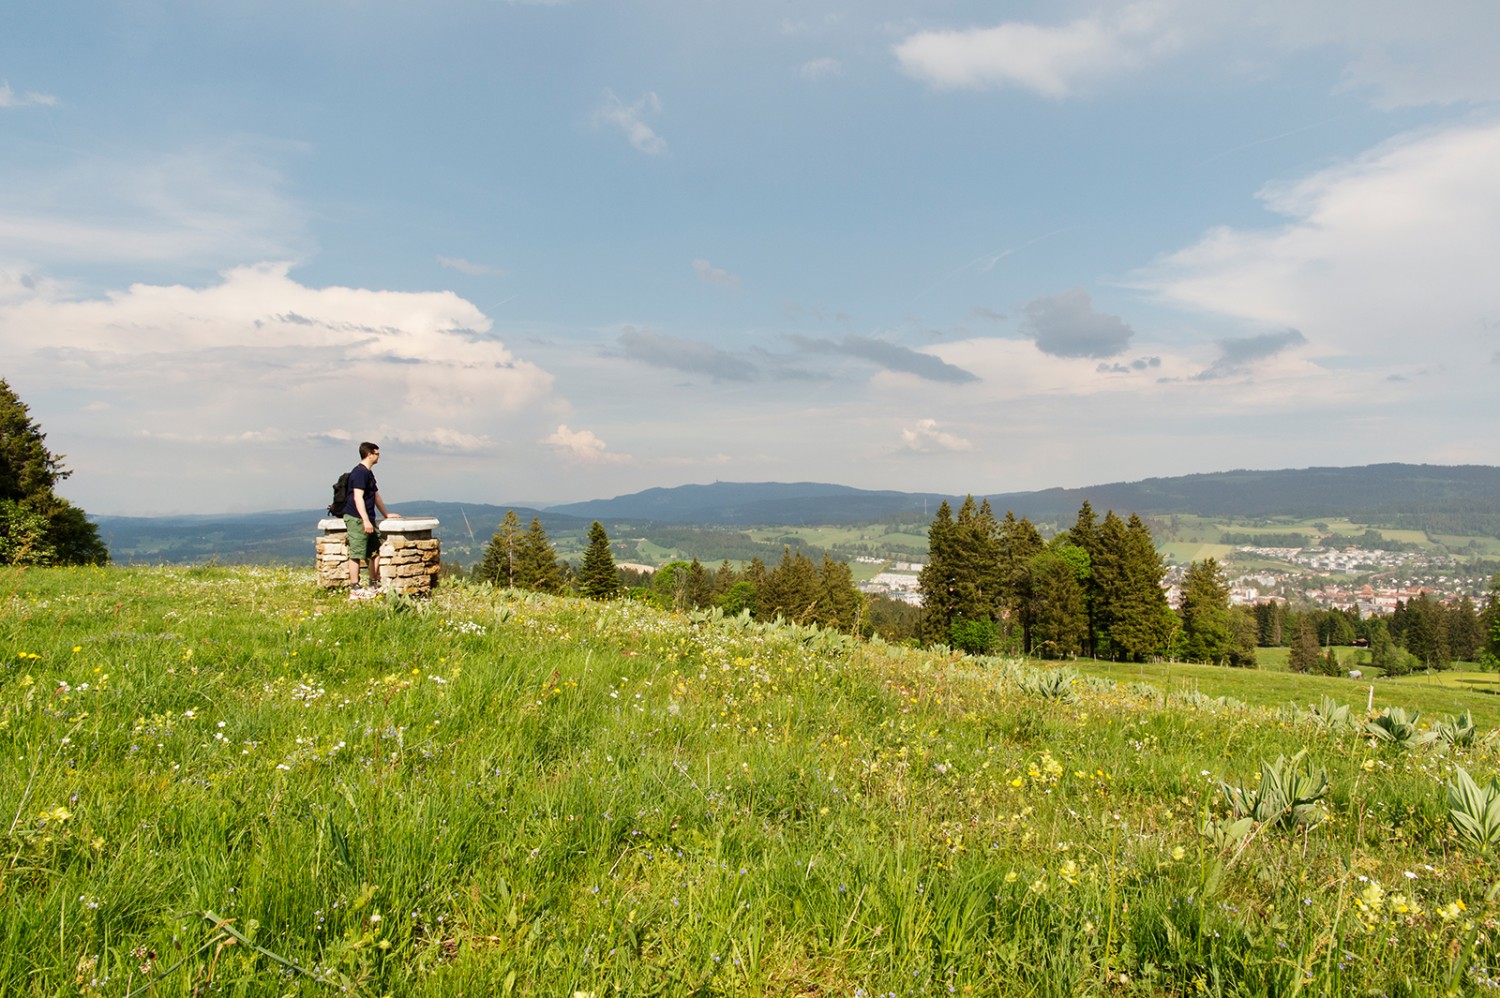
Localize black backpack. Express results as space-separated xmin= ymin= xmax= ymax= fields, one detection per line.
xmin=327 ymin=472 xmax=352 ymax=516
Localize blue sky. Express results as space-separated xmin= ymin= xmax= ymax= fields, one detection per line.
xmin=3 ymin=1 xmax=1499 ymax=515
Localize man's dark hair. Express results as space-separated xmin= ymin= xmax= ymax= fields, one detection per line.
xmin=359 ymin=441 xmax=380 ymax=459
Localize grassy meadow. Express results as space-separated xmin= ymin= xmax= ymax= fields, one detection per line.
xmin=5 ymin=565 xmax=1500 ymax=996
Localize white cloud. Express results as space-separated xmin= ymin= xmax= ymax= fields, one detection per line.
xmin=893 ymin=1 xmax=1500 ymax=105
xmin=799 ymin=57 xmax=844 ymax=81
xmin=894 ymin=2 xmax=1180 ymax=97
xmin=0 ymin=261 xmax=553 ymax=456
xmin=692 ymin=258 xmax=741 ymax=288
xmin=899 ymin=418 xmax=973 ymax=453
xmin=0 ymin=83 xmax=58 ymax=108
xmin=593 ymin=90 xmax=668 ymax=155
xmin=1137 ymin=119 xmax=1500 ymax=369
xmin=544 ymin=424 xmax=631 ymax=464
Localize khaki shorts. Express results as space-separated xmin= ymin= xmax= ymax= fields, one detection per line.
xmin=343 ymin=515 xmax=383 ymax=561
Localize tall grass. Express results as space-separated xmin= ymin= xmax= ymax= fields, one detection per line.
xmin=2 ymin=565 xmax=1498 ymax=995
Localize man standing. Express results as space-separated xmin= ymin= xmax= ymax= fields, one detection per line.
xmin=343 ymin=442 xmax=400 ymax=589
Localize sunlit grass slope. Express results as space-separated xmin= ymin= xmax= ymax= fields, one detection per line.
xmin=3 ymin=566 xmax=1499 ymax=996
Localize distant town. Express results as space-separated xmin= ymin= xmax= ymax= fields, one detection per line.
xmin=857 ymin=543 xmax=1494 ymax=616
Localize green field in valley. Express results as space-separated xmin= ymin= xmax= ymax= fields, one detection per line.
xmin=4 ymin=565 xmax=1500 ymax=996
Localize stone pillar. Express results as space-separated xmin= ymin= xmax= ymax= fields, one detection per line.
xmin=316 ymin=517 xmax=442 ymax=595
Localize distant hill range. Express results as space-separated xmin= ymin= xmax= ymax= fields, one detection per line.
xmin=93 ymin=463 xmax=1500 ymax=564
xmin=548 ymin=464 xmax=1500 ymax=529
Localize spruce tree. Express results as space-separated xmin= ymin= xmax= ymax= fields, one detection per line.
xmin=1446 ymin=595 xmax=1483 ymax=663
xmin=686 ymin=558 xmax=713 ymax=609
xmin=1482 ymin=574 xmax=1500 ymax=667
xmin=998 ymin=511 xmax=1044 ymax=633
xmin=1106 ymin=514 xmax=1174 ymax=661
xmin=1254 ymin=601 xmax=1285 ymax=646
xmin=1026 ymin=548 xmax=1088 ymax=658
xmin=515 ymin=517 xmax=565 ymax=594
xmin=1179 ymin=558 xmax=1233 ymax=665
xmin=0 ymin=378 xmax=108 ymax=566
xmin=576 ymin=521 xmax=621 ymax=599
xmin=477 ymin=509 xmax=522 ymax=587
xmin=761 ymin=548 xmax=820 ymax=622
xmin=816 ymin=554 xmax=864 ymax=633
xmin=917 ymin=501 xmax=958 ymax=643
xmin=1226 ymin=607 xmax=1259 ymax=668
xmin=1400 ymin=594 xmax=1450 ymax=669
xmin=1067 ymin=501 xmax=1103 ymax=656
xmin=1287 ymin=617 xmax=1322 ymax=673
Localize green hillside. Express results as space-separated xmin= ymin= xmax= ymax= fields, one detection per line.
xmin=4 ymin=566 xmax=1499 ymax=995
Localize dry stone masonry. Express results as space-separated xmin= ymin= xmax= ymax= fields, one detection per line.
xmin=316 ymin=517 xmax=442 ymax=595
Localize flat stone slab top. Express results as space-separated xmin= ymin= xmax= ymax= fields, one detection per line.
xmin=318 ymin=517 xmax=440 ymax=533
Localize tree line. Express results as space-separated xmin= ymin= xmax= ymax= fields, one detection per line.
xmin=474 ymin=512 xmax=867 ymax=632
xmin=1263 ymin=585 xmax=1500 ymax=674
xmin=919 ymin=495 xmax=1500 ymax=672
xmin=916 ymin=497 xmax=1232 ymax=661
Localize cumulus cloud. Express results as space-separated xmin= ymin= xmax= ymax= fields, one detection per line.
xmin=544 ymin=424 xmax=630 ymax=464
xmin=0 ymin=262 xmax=553 ymax=453
xmin=894 ymin=2 xmax=1181 ymax=97
xmin=799 ymin=57 xmax=844 ymax=81
xmin=438 ymin=256 xmax=506 ymax=278
xmin=1193 ymin=329 xmax=1307 ymax=380
xmin=893 ymin=1 xmax=1500 ymax=106
xmin=594 ymin=90 xmax=667 ymax=155
xmin=692 ymin=258 xmax=741 ymax=288
xmin=618 ymin=327 xmax=754 ymax=381
xmin=900 ymin=418 xmax=974 ymax=454
xmin=1019 ymin=287 xmax=1134 ymax=359
xmin=789 ymin=334 xmax=980 ymax=384
xmin=1138 ymin=119 xmax=1500 ymax=369
xmin=0 ymin=83 xmax=58 ymax=108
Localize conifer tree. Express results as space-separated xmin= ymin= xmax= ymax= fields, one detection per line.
xmin=1400 ymin=594 xmax=1450 ymax=669
xmin=1482 ymin=574 xmax=1500 ymax=667
xmin=1446 ymin=595 xmax=1483 ymax=663
xmin=1088 ymin=511 xmax=1128 ymax=659
xmin=917 ymin=501 xmax=958 ymax=643
xmin=1254 ymin=601 xmax=1286 ymax=646
xmin=997 ymin=511 xmax=1044 ymax=631
xmin=477 ymin=509 xmax=522 ymax=586
xmin=0 ymin=378 xmax=107 ymax=566
xmin=686 ymin=558 xmax=713 ymax=609
xmin=576 ymin=521 xmax=621 ymax=599
xmin=1067 ymin=501 xmax=1104 ymax=656
xmin=1106 ymin=514 xmax=1174 ymax=661
xmin=816 ymin=554 xmax=864 ymax=633
xmin=1026 ymin=548 xmax=1088 ymax=658
xmin=1179 ymin=558 xmax=1233 ymax=665
xmin=515 ymin=516 xmax=566 ymax=594
xmin=761 ymin=547 xmax=820 ymax=622
xmin=1226 ymin=607 xmax=1260 ymax=668
xmin=1287 ymin=616 xmax=1322 ymax=673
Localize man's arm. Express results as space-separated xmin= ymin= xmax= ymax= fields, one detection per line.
xmin=353 ymin=488 xmax=375 ymax=532
xmin=375 ymin=494 xmax=400 ymax=518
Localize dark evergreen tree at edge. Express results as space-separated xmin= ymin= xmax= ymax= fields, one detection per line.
xmin=577 ymin=521 xmax=622 ymax=599
xmin=0 ymin=378 xmax=108 ymax=566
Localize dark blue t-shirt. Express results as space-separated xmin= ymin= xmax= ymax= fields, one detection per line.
xmin=344 ymin=464 xmax=377 ymax=520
